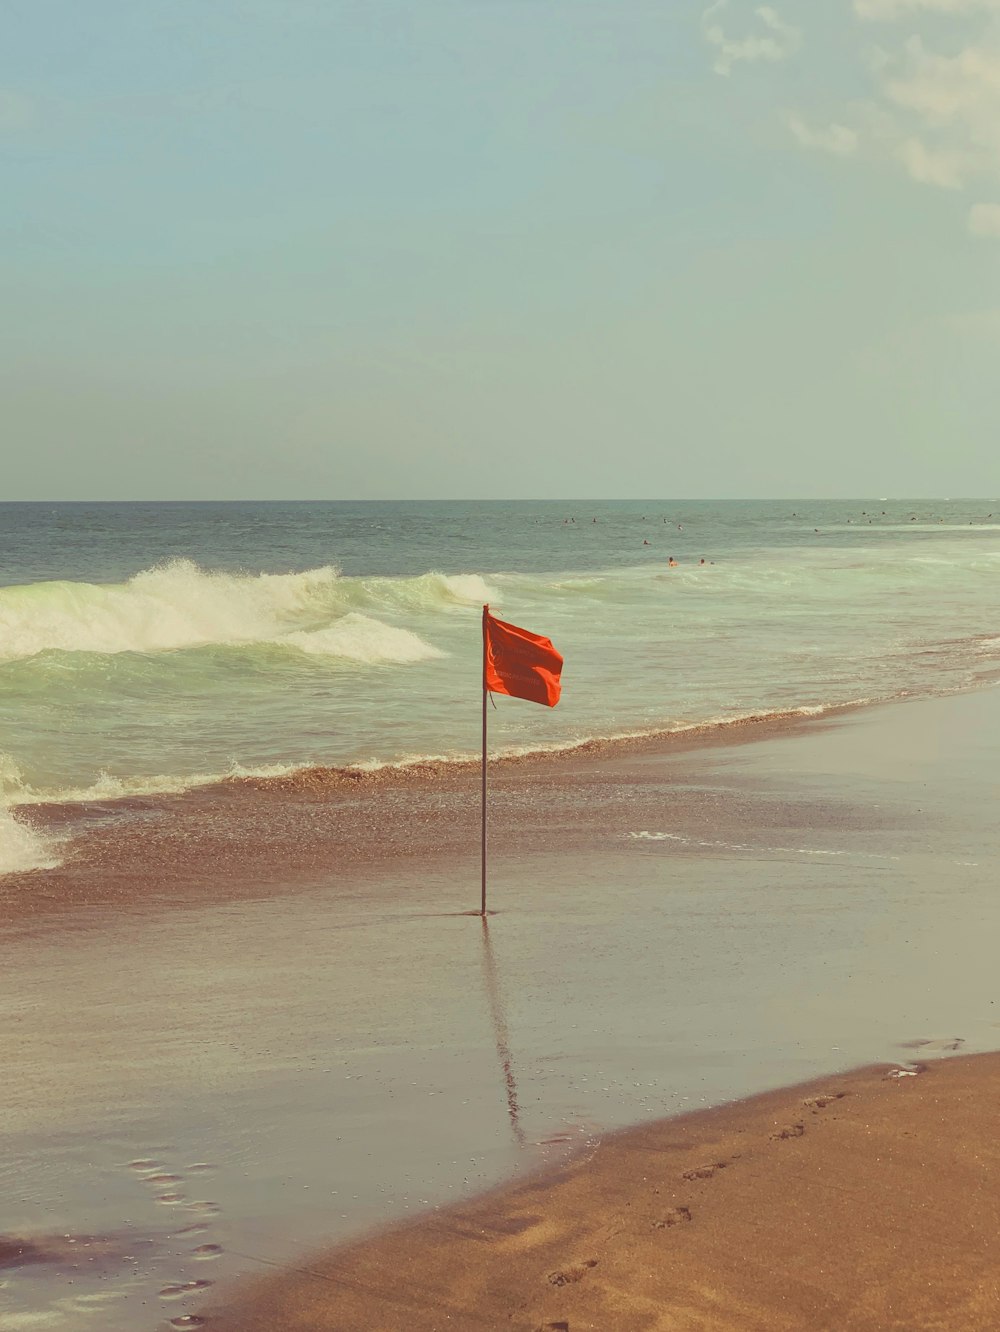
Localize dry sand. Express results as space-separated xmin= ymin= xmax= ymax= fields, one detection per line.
xmin=212 ymin=1052 xmax=1000 ymax=1331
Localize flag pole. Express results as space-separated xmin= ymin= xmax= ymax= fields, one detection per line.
xmin=481 ymin=604 xmax=488 ymax=916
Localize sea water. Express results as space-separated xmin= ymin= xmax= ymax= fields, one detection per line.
xmin=3 ymin=498 xmax=1000 ymax=873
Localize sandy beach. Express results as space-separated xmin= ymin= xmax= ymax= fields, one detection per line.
xmin=211 ymin=1052 xmax=1000 ymax=1331
xmin=4 ymin=685 xmax=1000 ymax=1329
xmin=9 ymin=0 xmax=1000 ymax=1314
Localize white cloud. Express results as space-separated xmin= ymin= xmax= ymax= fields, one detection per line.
xmin=857 ymin=0 xmax=1000 ymax=18
xmin=870 ymin=34 xmax=1000 ymax=188
xmin=702 ymin=2 xmax=801 ymax=77
xmin=787 ymin=113 xmax=860 ymax=156
xmin=720 ymin=0 xmax=1000 ymax=234
xmin=896 ymin=135 xmax=975 ymax=186
xmin=969 ymin=201 xmax=1000 ymax=233
xmin=884 ymin=36 xmax=1000 ymax=129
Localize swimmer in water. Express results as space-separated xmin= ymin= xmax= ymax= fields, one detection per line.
xmin=668 ymin=557 xmax=678 ymax=567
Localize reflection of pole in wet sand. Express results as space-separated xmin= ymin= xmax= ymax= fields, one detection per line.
xmin=479 ymin=918 xmax=526 ymax=1148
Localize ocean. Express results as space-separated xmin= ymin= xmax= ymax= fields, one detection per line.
xmin=3 ymin=497 xmax=1000 ymax=876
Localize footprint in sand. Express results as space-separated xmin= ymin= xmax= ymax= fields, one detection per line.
xmin=771 ymin=1122 xmax=805 ymax=1141
xmin=899 ymin=1037 xmax=964 ymax=1053
xmin=186 ymin=1201 xmax=221 ymax=1216
xmin=546 ymin=1259 xmax=598 ymax=1287
xmin=803 ymin=1092 xmax=847 ymax=1112
xmin=682 ymin=1160 xmax=732 ymax=1182
xmin=652 ymin=1206 xmax=692 ymax=1230
xmin=159 ymin=1279 xmax=214 ymax=1300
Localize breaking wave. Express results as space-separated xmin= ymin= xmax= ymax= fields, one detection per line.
xmin=0 ymin=561 xmax=489 ymax=664
xmin=0 ymin=805 xmax=60 ymax=875
xmin=281 ymin=615 xmax=444 ymax=663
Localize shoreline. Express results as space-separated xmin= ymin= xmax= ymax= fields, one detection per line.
xmin=0 ymin=684 xmax=958 ymax=928
xmin=210 ymin=1051 xmax=1000 ymax=1331
xmin=5 ymin=690 xmax=914 ymax=815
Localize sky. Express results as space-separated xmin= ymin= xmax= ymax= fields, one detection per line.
xmin=3 ymin=0 xmax=1000 ymax=500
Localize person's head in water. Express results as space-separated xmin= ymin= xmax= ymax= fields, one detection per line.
xmin=668 ymin=557 xmax=678 ymax=567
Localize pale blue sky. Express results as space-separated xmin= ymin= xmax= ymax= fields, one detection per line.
xmin=3 ymin=0 xmax=999 ymax=498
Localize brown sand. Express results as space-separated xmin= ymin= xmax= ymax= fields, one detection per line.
xmin=212 ymin=1053 xmax=1000 ymax=1331
xmin=0 ymin=703 xmax=854 ymax=931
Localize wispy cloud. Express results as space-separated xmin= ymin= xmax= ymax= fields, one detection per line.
xmin=702 ymin=2 xmax=801 ymax=77
xmin=876 ymin=35 xmax=1000 ymax=187
xmin=856 ymin=0 xmax=1000 ymax=18
xmin=784 ymin=18 xmax=1000 ymax=212
xmin=895 ymin=135 xmax=977 ymax=187
xmin=969 ymin=201 xmax=1000 ymax=234
xmin=787 ymin=113 xmax=860 ymax=156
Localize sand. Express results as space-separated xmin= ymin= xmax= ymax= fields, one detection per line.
xmin=211 ymin=1053 xmax=1000 ymax=1331
xmin=5 ymin=687 xmax=1000 ymax=1330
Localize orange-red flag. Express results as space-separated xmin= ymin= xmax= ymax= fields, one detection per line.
xmin=484 ymin=607 xmax=563 ymax=707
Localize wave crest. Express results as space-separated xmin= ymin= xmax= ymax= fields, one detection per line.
xmin=0 ymin=561 xmax=465 ymax=664
xmin=283 ymin=614 xmax=445 ymax=663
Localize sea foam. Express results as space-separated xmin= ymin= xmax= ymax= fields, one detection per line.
xmin=0 ymin=560 xmax=460 ymax=664
xmin=0 ymin=805 xmax=60 ymax=876
xmin=283 ymin=613 xmax=445 ymax=663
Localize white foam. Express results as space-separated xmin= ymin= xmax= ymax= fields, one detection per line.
xmin=0 ymin=561 xmax=446 ymax=664
xmin=0 ymin=805 xmax=60 ymax=875
xmin=354 ymin=571 xmax=498 ymax=612
xmin=5 ymin=762 xmax=304 ymax=807
xmin=629 ymin=831 xmax=900 ymax=861
xmin=282 ymin=613 xmax=445 ymax=663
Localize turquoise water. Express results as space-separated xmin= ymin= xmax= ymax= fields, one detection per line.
xmin=3 ymin=498 xmax=1000 ymax=873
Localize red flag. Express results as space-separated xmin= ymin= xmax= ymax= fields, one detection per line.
xmin=484 ymin=607 xmax=563 ymax=707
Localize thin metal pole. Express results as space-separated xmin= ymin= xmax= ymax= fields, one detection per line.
xmin=481 ymin=604 xmax=488 ymax=917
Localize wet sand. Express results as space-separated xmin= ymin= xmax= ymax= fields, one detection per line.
xmin=211 ymin=1052 xmax=1000 ymax=1331
xmin=3 ymin=687 xmax=1000 ymax=1329
xmin=3 ymin=707 xmax=840 ymax=930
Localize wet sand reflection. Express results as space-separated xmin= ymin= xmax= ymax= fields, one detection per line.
xmin=479 ymin=918 xmax=525 ymax=1149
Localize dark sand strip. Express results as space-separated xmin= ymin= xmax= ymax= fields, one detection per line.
xmin=212 ymin=1053 xmax=1000 ymax=1332
xmin=2 ymin=702 xmax=862 ymax=929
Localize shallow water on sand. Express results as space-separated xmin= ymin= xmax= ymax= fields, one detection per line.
xmin=3 ymin=690 xmax=1000 ymax=1330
